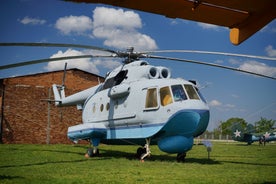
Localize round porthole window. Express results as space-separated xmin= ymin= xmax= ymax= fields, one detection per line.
xmin=106 ymin=103 xmax=110 ymax=111
xmin=115 ymin=101 xmax=118 ymax=109
xmin=100 ymin=104 xmax=104 ymax=112
xmin=92 ymin=104 xmax=96 ymax=113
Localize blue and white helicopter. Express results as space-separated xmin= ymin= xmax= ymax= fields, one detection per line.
xmin=0 ymin=43 xmax=275 ymax=162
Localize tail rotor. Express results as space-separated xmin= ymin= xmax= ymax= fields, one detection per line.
xmin=52 ymin=62 xmax=67 ymax=106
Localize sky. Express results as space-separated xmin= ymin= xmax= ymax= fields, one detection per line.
xmin=0 ymin=0 xmax=276 ymax=131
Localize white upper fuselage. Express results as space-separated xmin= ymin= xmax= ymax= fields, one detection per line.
xmin=80 ymin=61 xmax=209 ymax=139
xmin=55 ymin=60 xmax=210 ymax=153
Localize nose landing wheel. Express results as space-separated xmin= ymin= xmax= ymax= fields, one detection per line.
xmin=176 ymin=153 xmax=186 ymax=162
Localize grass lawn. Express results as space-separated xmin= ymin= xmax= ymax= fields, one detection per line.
xmin=0 ymin=141 xmax=275 ymax=184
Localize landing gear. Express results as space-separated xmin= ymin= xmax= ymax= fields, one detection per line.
xmin=85 ymin=138 xmax=100 ymax=158
xmin=86 ymin=147 xmax=100 ymax=157
xmin=176 ymin=153 xmax=186 ymax=162
xmin=136 ymin=138 xmax=151 ymax=161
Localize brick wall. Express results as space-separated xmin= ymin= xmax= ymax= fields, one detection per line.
xmin=0 ymin=69 xmax=104 ymax=144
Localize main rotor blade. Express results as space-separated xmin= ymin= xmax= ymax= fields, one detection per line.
xmin=147 ymin=50 xmax=276 ymax=61
xmin=147 ymin=55 xmax=276 ymax=80
xmin=0 ymin=42 xmax=117 ymax=54
xmin=0 ymin=55 xmax=114 ymax=70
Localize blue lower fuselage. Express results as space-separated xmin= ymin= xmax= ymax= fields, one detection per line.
xmin=68 ymin=109 xmax=210 ymax=154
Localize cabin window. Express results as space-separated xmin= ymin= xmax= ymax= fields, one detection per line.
xmin=145 ymin=88 xmax=158 ymax=109
xmin=106 ymin=103 xmax=110 ymax=111
xmin=92 ymin=103 xmax=96 ymax=113
xmin=100 ymin=104 xmax=104 ymax=112
xmin=160 ymin=86 xmax=173 ymax=106
xmin=171 ymin=85 xmax=187 ymax=102
xmin=184 ymin=84 xmax=200 ymax=100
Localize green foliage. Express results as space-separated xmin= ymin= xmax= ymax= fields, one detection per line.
xmin=255 ymin=117 xmax=275 ymax=133
xmin=219 ymin=118 xmax=247 ymax=135
xmin=0 ymin=143 xmax=276 ymax=184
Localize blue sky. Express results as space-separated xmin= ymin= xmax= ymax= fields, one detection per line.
xmin=0 ymin=0 xmax=276 ymax=130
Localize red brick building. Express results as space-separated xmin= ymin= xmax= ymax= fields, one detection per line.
xmin=0 ymin=69 xmax=104 ymax=144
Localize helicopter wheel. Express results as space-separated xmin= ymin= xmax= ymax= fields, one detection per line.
xmin=86 ymin=147 xmax=100 ymax=157
xmin=136 ymin=147 xmax=146 ymax=159
xmin=176 ymin=153 xmax=186 ymax=162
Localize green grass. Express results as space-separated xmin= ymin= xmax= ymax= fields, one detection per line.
xmin=0 ymin=142 xmax=275 ymax=184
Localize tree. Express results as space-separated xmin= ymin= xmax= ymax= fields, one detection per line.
xmin=219 ymin=117 xmax=247 ymax=135
xmin=255 ymin=117 xmax=275 ymax=133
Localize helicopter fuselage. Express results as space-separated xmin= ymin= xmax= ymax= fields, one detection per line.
xmin=56 ymin=60 xmax=210 ymax=154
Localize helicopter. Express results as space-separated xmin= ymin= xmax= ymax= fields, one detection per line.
xmin=0 ymin=43 xmax=275 ymax=162
xmin=232 ymin=122 xmax=276 ymax=145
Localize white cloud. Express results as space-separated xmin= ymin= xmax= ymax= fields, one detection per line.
xmin=55 ymin=15 xmax=93 ymax=35
xmin=170 ymin=20 xmax=178 ymax=25
xmin=93 ymin=59 xmax=121 ymax=70
xmin=45 ymin=49 xmax=99 ymax=74
xmin=238 ymin=61 xmax=276 ymax=77
xmin=228 ymin=58 xmax=241 ymax=65
xmin=209 ymin=100 xmax=236 ymax=111
xmin=214 ymin=59 xmax=224 ymax=64
xmin=225 ymin=104 xmax=236 ymax=108
xmin=45 ymin=49 xmax=121 ymax=74
xmin=231 ymin=94 xmax=239 ymax=98
xmin=265 ymin=45 xmax=276 ymax=57
xmin=19 ymin=16 xmax=46 ymax=25
xmin=93 ymin=7 xmax=142 ymax=29
xmin=209 ymin=100 xmax=222 ymax=107
xmin=197 ymin=23 xmax=220 ymax=31
xmin=92 ymin=7 xmax=157 ymax=51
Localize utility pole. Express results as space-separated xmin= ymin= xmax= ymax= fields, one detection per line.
xmin=46 ymin=88 xmax=51 ymax=144
xmin=0 ymin=80 xmax=5 ymax=144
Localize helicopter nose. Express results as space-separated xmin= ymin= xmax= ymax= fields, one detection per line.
xmin=193 ymin=110 xmax=210 ymax=137
xmin=157 ymin=109 xmax=210 ymax=154
xmin=159 ymin=109 xmax=209 ymax=138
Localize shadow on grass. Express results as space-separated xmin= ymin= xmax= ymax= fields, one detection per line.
xmin=95 ymin=148 xmax=221 ymax=164
xmin=0 ymin=159 xmax=91 ymax=169
xmin=3 ymin=145 xmax=273 ymax=167
xmin=221 ymin=160 xmax=276 ymax=167
xmin=0 ymin=175 xmax=24 ymax=180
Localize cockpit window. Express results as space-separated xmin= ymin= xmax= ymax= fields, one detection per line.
xmin=196 ymin=87 xmax=207 ymax=103
xmin=145 ymin=88 xmax=158 ymax=109
xmin=184 ymin=84 xmax=200 ymax=100
xmin=171 ymin=85 xmax=187 ymax=102
xmin=160 ymin=86 xmax=173 ymax=106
